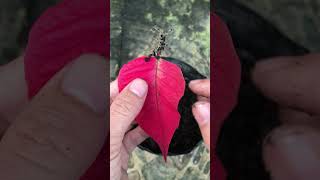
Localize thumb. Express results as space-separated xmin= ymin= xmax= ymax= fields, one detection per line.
xmin=110 ymin=79 xmax=148 ymax=138
xmin=0 ymin=54 xmax=107 ymax=180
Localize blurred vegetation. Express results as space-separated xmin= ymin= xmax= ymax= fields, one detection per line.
xmin=110 ymin=0 xmax=210 ymax=79
xmin=0 ymin=0 xmax=59 ymax=65
xmin=237 ymin=0 xmax=320 ymax=52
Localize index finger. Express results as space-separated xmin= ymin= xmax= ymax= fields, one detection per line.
xmin=253 ymin=54 xmax=320 ymax=115
xmin=189 ymin=79 xmax=210 ymax=98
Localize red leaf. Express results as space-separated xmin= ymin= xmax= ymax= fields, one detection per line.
xmin=118 ymin=56 xmax=185 ymax=160
xmin=25 ymin=0 xmax=108 ymax=98
xmin=211 ymin=13 xmax=241 ymax=180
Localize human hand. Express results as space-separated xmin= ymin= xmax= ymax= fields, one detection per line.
xmin=253 ymin=54 xmax=320 ymax=179
xmin=0 ymin=54 xmax=107 ymax=180
xmin=189 ymin=79 xmax=210 ymax=150
xmin=110 ymin=78 xmax=149 ymax=180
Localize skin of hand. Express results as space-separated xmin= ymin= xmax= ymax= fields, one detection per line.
xmin=110 ymin=79 xmax=149 ymax=180
xmin=0 ymin=54 xmax=107 ymax=180
xmin=189 ymin=79 xmax=210 ymax=150
xmin=252 ymin=54 xmax=320 ymax=180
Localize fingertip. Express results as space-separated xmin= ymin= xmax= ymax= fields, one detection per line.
xmin=110 ymin=79 xmax=118 ymax=91
xmin=189 ymin=79 xmax=209 ymax=87
xmin=263 ymin=125 xmax=320 ymax=180
xmin=252 ymin=56 xmax=300 ymax=88
xmin=62 ymin=54 xmax=107 ymax=114
xmin=189 ymin=79 xmax=202 ymax=88
xmin=253 ymin=57 xmax=291 ymax=73
xmin=128 ymin=78 xmax=148 ymax=98
xmin=189 ymin=79 xmax=210 ymax=97
xmin=193 ymin=101 xmax=210 ymax=126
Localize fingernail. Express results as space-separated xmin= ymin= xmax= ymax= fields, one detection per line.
xmin=189 ymin=80 xmax=201 ymax=86
xmin=264 ymin=126 xmax=320 ymax=179
xmin=194 ymin=102 xmax=210 ymax=124
xmin=62 ymin=54 xmax=107 ymax=114
xmin=129 ymin=79 xmax=148 ymax=97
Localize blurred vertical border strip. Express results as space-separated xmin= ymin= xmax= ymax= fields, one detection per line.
xmin=106 ymin=0 xmax=111 ymax=178
xmin=210 ymin=0 xmax=242 ymax=179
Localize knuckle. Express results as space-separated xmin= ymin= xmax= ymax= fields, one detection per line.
xmin=111 ymin=93 xmax=137 ymax=116
xmin=14 ymin=105 xmax=77 ymax=159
